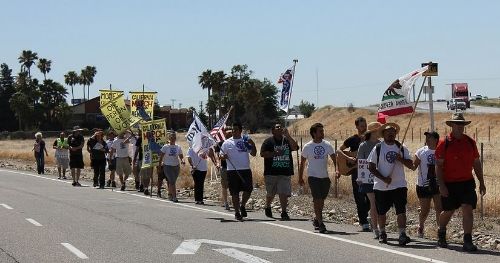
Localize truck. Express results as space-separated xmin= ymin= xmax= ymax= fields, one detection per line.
xmin=451 ymin=83 xmax=470 ymax=108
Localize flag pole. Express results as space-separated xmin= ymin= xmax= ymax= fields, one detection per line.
xmin=286 ymin=59 xmax=299 ymax=125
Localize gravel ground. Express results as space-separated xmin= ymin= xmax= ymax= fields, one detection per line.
xmin=2 ymin=158 xmax=500 ymax=251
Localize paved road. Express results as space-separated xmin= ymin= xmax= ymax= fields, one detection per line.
xmin=366 ymin=101 xmax=500 ymax=114
xmin=1 ymin=169 xmax=499 ymax=263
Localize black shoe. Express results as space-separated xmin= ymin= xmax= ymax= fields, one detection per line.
xmin=106 ymin=180 xmax=111 ymax=187
xmin=157 ymin=191 xmax=162 ymax=198
xmin=75 ymin=182 xmax=81 ymax=187
xmin=240 ymin=206 xmax=247 ymax=217
xmin=139 ymin=184 xmax=144 ymax=192
xmin=313 ymin=219 xmax=320 ymax=230
xmin=318 ymin=223 xmax=327 ymax=234
xmin=135 ymin=181 xmax=140 ymax=190
xmin=120 ymin=185 xmax=126 ymax=191
xmin=281 ymin=211 xmax=290 ymax=221
xmin=62 ymin=176 xmax=67 ymax=180
xmin=398 ymin=233 xmax=411 ymax=246
xmin=58 ymin=176 xmax=61 ymax=179
xmin=463 ymin=242 xmax=478 ymax=252
xmin=437 ymin=229 xmax=448 ymax=248
xmin=99 ymin=186 xmax=104 ymax=189
xmin=72 ymin=182 xmax=76 ymax=186
xmin=264 ymin=207 xmax=273 ymax=218
xmin=144 ymin=189 xmax=150 ymax=195
xmin=379 ymin=232 xmax=388 ymax=244
xmin=93 ymin=183 xmax=98 ymax=187
xmin=235 ymin=212 xmax=243 ymax=221
xmin=111 ymin=181 xmax=117 ymax=188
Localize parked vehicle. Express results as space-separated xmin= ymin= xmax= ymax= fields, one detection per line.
xmin=447 ymin=98 xmax=467 ymax=111
xmin=451 ymin=83 xmax=470 ymax=108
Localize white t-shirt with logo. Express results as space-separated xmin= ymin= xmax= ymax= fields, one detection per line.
xmin=111 ymin=138 xmax=130 ymax=158
xmin=367 ymin=141 xmax=410 ymax=191
xmin=301 ymin=140 xmax=335 ymax=178
xmin=221 ymin=137 xmax=251 ymax=171
xmin=415 ymin=146 xmax=436 ymax=187
xmin=187 ymin=147 xmax=208 ymax=171
xmin=106 ymin=139 xmax=115 ymax=159
xmin=161 ymin=144 xmax=183 ymax=166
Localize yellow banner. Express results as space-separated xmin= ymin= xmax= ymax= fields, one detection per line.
xmin=140 ymin=119 xmax=167 ymax=168
xmin=130 ymin=91 xmax=156 ymax=126
xmin=100 ymin=93 xmax=131 ymax=134
xmin=99 ymin=90 xmax=124 ymax=107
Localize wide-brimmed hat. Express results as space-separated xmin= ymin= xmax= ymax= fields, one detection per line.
xmin=364 ymin=122 xmax=382 ymax=137
xmin=446 ymin=112 xmax=472 ymax=127
xmin=72 ymin=126 xmax=84 ymax=132
xmin=380 ymin=122 xmax=400 ymax=135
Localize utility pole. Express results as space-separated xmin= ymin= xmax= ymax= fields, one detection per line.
xmin=179 ymin=103 xmax=182 ymax=109
xmin=171 ymin=99 xmax=176 ymax=108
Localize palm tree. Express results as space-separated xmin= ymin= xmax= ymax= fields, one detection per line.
xmin=198 ymin=69 xmax=213 ymax=125
xmin=80 ymin=66 xmax=97 ymax=101
xmin=18 ymin=50 xmax=38 ymax=77
xmin=64 ymin=71 xmax=79 ymax=102
xmin=37 ymin=58 xmax=52 ymax=80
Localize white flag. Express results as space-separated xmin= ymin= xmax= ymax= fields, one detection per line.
xmin=185 ymin=112 xmax=208 ymax=145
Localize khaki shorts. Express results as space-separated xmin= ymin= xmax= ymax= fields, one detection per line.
xmin=265 ymin=175 xmax=292 ymax=197
xmin=116 ymin=157 xmax=131 ymax=176
xmin=220 ymin=167 xmax=228 ymax=189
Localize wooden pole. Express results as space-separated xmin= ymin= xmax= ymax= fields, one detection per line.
xmin=334 ymin=139 xmax=338 ymax=198
xmin=481 ymin=142 xmax=484 ymax=220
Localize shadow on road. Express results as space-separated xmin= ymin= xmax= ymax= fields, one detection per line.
xmin=206 ymin=217 xmax=276 ymax=223
xmin=385 ymin=238 xmax=438 ymax=250
xmin=445 ymin=244 xmax=500 ymax=256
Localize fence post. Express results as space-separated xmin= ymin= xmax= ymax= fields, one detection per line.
xmin=411 ymin=127 xmax=414 ymax=142
xmin=480 ymin=142 xmax=484 ymax=220
xmin=488 ymin=126 xmax=491 ymax=143
xmin=419 ymin=128 xmax=422 ymax=142
xmin=475 ymin=127 xmax=478 ymax=142
xmin=334 ymin=139 xmax=338 ymax=198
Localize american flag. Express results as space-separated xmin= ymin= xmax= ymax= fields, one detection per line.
xmin=210 ymin=111 xmax=230 ymax=142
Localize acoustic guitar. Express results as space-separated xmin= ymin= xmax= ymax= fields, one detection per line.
xmin=336 ymin=150 xmax=357 ymax=176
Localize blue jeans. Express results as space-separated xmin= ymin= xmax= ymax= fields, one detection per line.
xmin=35 ymin=152 xmax=45 ymax=174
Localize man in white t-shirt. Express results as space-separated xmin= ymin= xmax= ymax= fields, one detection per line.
xmin=220 ymin=122 xmax=257 ymax=221
xmin=368 ymin=123 xmax=413 ymax=246
xmin=411 ymin=131 xmax=442 ymax=238
xmin=105 ymin=130 xmax=117 ymax=188
xmin=110 ymin=131 xmax=132 ymax=191
xmin=299 ymin=123 xmax=337 ymax=233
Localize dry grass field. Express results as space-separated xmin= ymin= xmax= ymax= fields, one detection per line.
xmin=1 ymin=106 xmax=499 ymax=216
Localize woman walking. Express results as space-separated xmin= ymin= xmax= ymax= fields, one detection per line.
xmin=33 ymin=132 xmax=48 ymax=174
xmin=159 ymin=132 xmax=185 ymax=202
xmin=88 ymin=130 xmax=109 ymax=189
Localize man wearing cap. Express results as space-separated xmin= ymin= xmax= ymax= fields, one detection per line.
xmin=411 ymin=131 xmax=442 ymax=238
xmin=68 ymin=126 xmax=85 ymax=186
xmin=368 ymin=122 xmax=413 ymax=246
xmin=435 ymin=112 xmax=486 ymax=252
xmin=260 ymin=123 xmax=299 ymax=220
xmin=339 ymin=116 xmax=371 ymax=231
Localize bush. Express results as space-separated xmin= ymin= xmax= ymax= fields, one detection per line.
xmin=9 ymin=131 xmax=31 ymax=140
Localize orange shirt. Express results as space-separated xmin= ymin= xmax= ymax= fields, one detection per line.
xmin=435 ymin=133 xmax=479 ymax=183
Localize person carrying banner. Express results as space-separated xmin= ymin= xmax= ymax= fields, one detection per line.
xmin=159 ymin=132 xmax=185 ymax=202
xmin=87 ymin=130 xmax=108 ymax=189
xmin=127 ymin=130 xmax=141 ymax=190
xmin=356 ymin=122 xmax=382 ymax=238
xmin=68 ymin=126 xmax=85 ymax=186
xmin=411 ymin=131 xmax=442 ymax=238
xmin=187 ymin=147 xmax=215 ymax=204
xmin=110 ymin=131 xmax=133 ymax=191
xmin=33 ymin=132 xmax=48 ymax=175
xmin=299 ymin=123 xmax=337 ymax=233
xmin=221 ymin=122 xmax=257 ymax=221
xmin=260 ymin=123 xmax=298 ymax=220
xmin=367 ymin=123 xmax=413 ymax=246
xmin=338 ymin=116 xmax=370 ymax=231
xmin=214 ymin=129 xmax=232 ymax=210
xmin=53 ymin=131 xmax=69 ymax=179
xmin=134 ymin=131 xmax=152 ymax=195
xmin=435 ymin=113 xmax=486 ymax=252
xmin=105 ymin=130 xmax=117 ymax=187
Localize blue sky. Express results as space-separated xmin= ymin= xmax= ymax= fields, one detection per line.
xmin=1 ymin=0 xmax=499 ymax=108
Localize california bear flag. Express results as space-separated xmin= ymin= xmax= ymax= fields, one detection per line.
xmin=378 ymin=66 xmax=429 ymax=116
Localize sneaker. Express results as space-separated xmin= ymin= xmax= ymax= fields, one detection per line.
xmin=240 ymin=206 xmax=247 ymax=217
xmin=93 ymin=183 xmax=98 ymax=187
xmin=157 ymin=191 xmax=162 ymax=198
xmin=374 ymin=230 xmax=380 ymax=239
xmin=280 ymin=211 xmax=290 ymax=221
xmin=106 ymin=180 xmax=111 ymax=187
xmin=417 ymin=226 xmax=424 ymax=238
xmin=318 ymin=223 xmax=327 ymax=234
xmin=135 ymin=181 xmax=140 ymax=190
xmin=313 ymin=219 xmax=320 ymax=230
xmin=362 ymin=223 xmax=371 ymax=232
xmin=99 ymin=186 xmax=104 ymax=189
xmin=224 ymin=203 xmax=230 ymax=211
xmin=379 ymin=232 xmax=388 ymax=244
xmin=144 ymin=189 xmax=150 ymax=195
xmin=138 ymin=185 xmax=144 ymax=192
xmin=172 ymin=198 xmax=179 ymax=203
xmin=58 ymin=176 xmax=61 ymax=179
xmin=111 ymin=181 xmax=117 ymax=188
xmin=463 ymin=242 xmax=478 ymax=252
xmin=199 ymin=201 xmax=204 ymax=205
xmin=120 ymin=185 xmax=126 ymax=191
xmin=235 ymin=212 xmax=243 ymax=221
xmin=437 ymin=229 xmax=448 ymax=248
xmin=62 ymin=176 xmax=67 ymax=180
xmin=72 ymin=182 xmax=76 ymax=186
xmin=264 ymin=207 xmax=273 ymax=218
xmin=398 ymin=233 xmax=411 ymax=246
xmin=75 ymin=182 xmax=81 ymax=187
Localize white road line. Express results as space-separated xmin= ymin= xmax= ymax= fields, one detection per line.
xmin=214 ymin=248 xmax=271 ymax=263
xmin=25 ymin=218 xmax=43 ymax=226
xmin=61 ymin=243 xmax=88 ymax=259
xmin=1 ymin=203 xmax=13 ymax=209
xmin=3 ymin=169 xmax=448 ymax=263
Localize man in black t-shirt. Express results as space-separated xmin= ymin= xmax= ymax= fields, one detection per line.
xmin=260 ymin=123 xmax=298 ymax=220
xmin=68 ymin=126 xmax=85 ymax=186
xmin=339 ymin=116 xmax=370 ymax=231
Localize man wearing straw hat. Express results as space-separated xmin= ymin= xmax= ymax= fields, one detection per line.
xmin=368 ymin=122 xmax=413 ymax=246
xmin=435 ymin=112 xmax=486 ymax=252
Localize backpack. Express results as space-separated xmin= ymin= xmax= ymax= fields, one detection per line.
xmin=375 ymin=140 xmax=404 ymax=166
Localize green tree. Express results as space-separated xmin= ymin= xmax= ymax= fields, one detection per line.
xmin=80 ymin=66 xmax=97 ymax=101
xmin=39 ymin=79 xmax=68 ymax=128
xmin=198 ymin=69 xmax=213 ymax=126
xmin=64 ymin=71 xmax=79 ymax=102
xmin=18 ymin=50 xmax=38 ymax=77
xmin=37 ymin=58 xmax=52 ymax=80
xmin=298 ymin=100 xmax=316 ymax=117
xmin=0 ymin=63 xmax=17 ymax=131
